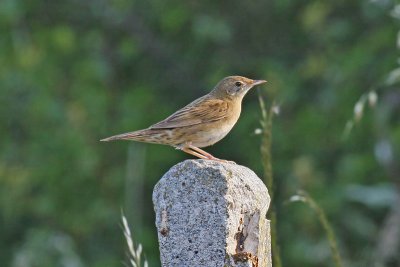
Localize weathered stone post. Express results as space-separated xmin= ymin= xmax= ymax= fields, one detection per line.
xmin=153 ymin=160 xmax=271 ymax=267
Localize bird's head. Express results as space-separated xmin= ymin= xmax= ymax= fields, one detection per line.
xmin=211 ymin=76 xmax=267 ymax=100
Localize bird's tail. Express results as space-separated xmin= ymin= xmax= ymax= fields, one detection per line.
xmin=100 ymin=129 xmax=166 ymax=144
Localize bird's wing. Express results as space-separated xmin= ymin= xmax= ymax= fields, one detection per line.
xmin=150 ymin=95 xmax=229 ymax=129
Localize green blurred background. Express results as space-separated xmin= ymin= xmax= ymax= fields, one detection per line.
xmin=1 ymin=0 xmax=400 ymax=266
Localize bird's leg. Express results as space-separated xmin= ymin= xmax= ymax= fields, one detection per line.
xmin=178 ymin=142 xmax=216 ymax=160
xmin=179 ymin=143 xmax=236 ymax=164
xmin=187 ymin=144 xmax=220 ymax=160
xmin=188 ymin=144 xmax=236 ymax=164
xmin=181 ymin=147 xmax=209 ymax=159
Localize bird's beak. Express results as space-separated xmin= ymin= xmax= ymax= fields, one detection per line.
xmin=252 ymin=79 xmax=267 ymax=86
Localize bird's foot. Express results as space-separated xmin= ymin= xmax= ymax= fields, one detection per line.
xmin=179 ymin=143 xmax=236 ymax=164
xmin=209 ymin=157 xmax=236 ymax=165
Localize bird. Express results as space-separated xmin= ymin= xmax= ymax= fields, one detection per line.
xmin=101 ymin=76 xmax=267 ymax=161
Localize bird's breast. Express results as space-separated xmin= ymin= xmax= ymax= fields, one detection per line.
xmin=190 ymin=105 xmax=241 ymax=148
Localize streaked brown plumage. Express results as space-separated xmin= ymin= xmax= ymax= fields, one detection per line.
xmin=101 ymin=76 xmax=267 ymax=161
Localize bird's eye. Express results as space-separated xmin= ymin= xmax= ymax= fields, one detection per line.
xmin=235 ymin=81 xmax=242 ymax=87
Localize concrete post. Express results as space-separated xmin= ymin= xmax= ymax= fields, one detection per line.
xmin=153 ymin=160 xmax=271 ymax=267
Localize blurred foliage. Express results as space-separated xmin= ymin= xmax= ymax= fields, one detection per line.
xmin=1 ymin=0 xmax=400 ymax=266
